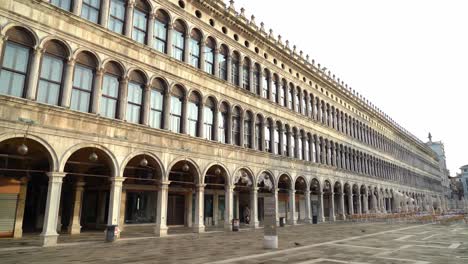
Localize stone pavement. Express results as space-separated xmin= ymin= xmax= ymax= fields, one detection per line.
xmin=0 ymin=222 xmax=467 ymax=264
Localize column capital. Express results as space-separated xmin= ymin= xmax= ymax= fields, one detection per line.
xmin=196 ymin=184 xmax=207 ymax=190
xmin=110 ymin=177 xmax=126 ymax=185
xmin=46 ymin=172 xmax=66 ymax=179
xmin=251 ymin=187 xmax=259 ymax=192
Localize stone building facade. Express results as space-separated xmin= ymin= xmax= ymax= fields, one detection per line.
xmin=0 ymin=0 xmax=446 ymax=246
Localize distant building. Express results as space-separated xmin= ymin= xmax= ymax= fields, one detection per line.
xmin=459 ymin=165 xmax=468 ymax=197
xmin=426 ymin=136 xmax=451 ymax=198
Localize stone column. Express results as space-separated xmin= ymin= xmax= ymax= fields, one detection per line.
xmin=100 ymin=0 xmax=110 ymax=28
xmin=124 ymin=1 xmax=135 ymax=38
xmin=357 ymin=194 xmax=362 ymax=214
xmin=91 ymin=68 xmax=104 ymax=114
xmin=25 ymin=47 xmax=43 ymax=100
xmin=13 ymin=178 xmax=28 ymax=238
xmin=213 ymin=108 xmax=219 ymax=141
xmin=40 ymin=172 xmax=65 ymax=247
xmin=260 ymin=120 xmax=266 ymax=151
xmin=107 ymin=177 xmax=125 ymax=239
xmin=147 ymin=14 xmax=155 ymax=48
xmin=238 ymin=57 xmax=244 ymax=88
xmin=117 ymin=77 xmax=129 ymax=120
xmin=183 ymin=35 xmax=190 ymax=63
xmin=347 ymin=193 xmax=353 ymax=215
xmin=60 ymin=58 xmax=75 ymax=108
xmin=239 ymin=111 xmax=244 ymax=147
xmin=329 ymin=192 xmax=336 ymax=222
xmin=68 ymin=180 xmax=85 ymax=235
xmin=72 ymin=0 xmax=82 ymax=16
xmin=193 ymin=184 xmax=205 ymax=233
xmin=155 ymin=182 xmax=169 ymax=236
xmin=198 ymin=102 xmax=205 ymax=138
xmin=226 ymin=55 xmax=232 ymax=83
xmin=270 ymin=123 xmax=275 ymax=154
xmin=288 ymin=190 xmax=296 ymax=225
xmin=363 ymin=193 xmax=369 ymax=213
xmin=278 ymin=126 xmax=284 ymax=156
xmin=319 ymin=191 xmax=325 ymax=222
xmin=304 ymin=191 xmax=312 ymax=223
xmin=213 ymin=193 xmax=219 ymax=226
xmin=181 ymin=97 xmax=188 ymax=134
xmin=119 ymin=190 xmax=126 ymax=232
xmin=274 ymin=188 xmax=280 ymax=226
xmin=340 ymin=192 xmax=346 ymax=220
xmin=224 ymin=186 xmax=234 ymax=230
xmin=213 ymin=48 xmax=220 ymax=77
xmin=286 ymin=130 xmax=292 ymax=157
xmin=248 ymin=64 xmax=254 ymax=93
xmin=166 ymin=24 xmax=174 ymax=57
xmin=163 ymin=91 xmax=171 ymax=130
xmin=250 ymin=187 xmax=259 ymax=228
xmin=142 ymin=85 xmax=151 ymax=126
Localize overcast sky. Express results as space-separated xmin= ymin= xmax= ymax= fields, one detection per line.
xmin=231 ymin=0 xmax=468 ymax=175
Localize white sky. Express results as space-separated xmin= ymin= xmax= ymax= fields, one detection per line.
xmin=231 ymin=0 xmax=468 ymax=175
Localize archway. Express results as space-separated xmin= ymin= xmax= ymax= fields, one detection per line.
xmin=277 ymin=174 xmax=293 ymax=224
xmin=352 ymin=184 xmax=360 ymax=214
xmin=234 ymin=168 xmax=254 ymax=226
xmin=167 ymin=160 xmax=200 ymax=231
xmin=360 ymin=185 xmax=368 ymax=214
xmin=322 ymin=180 xmax=333 ymax=220
xmin=62 ymin=147 xmax=115 ymax=233
xmin=333 ymin=182 xmax=343 ymax=220
xmin=121 ymin=154 xmax=163 ymax=231
xmin=310 ymin=178 xmax=322 ymax=222
xmin=0 ymin=137 xmax=53 ymax=237
xmin=203 ymin=165 xmax=228 ymax=228
xmin=256 ymin=171 xmax=274 ymax=225
xmin=294 ymin=176 xmax=308 ymax=222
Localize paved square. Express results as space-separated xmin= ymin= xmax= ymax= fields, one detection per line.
xmin=0 ymin=222 xmax=466 ymax=264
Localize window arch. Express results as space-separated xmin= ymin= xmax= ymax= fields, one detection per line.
xmin=204 ymin=97 xmax=216 ymax=140
xmin=81 ymin=0 xmax=101 ymax=24
xmin=0 ymin=26 xmax=35 ymax=98
xmin=100 ymin=60 xmax=124 ymax=118
xmin=231 ymin=51 xmax=240 ymax=86
xmin=231 ymin=106 xmax=241 ymax=146
xmin=153 ymin=9 xmax=169 ymax=53
xmin=262 ymin=68 xmax=270 ymax=99
xmin=71 ymin=51 xmax=98 ymax=113
xmin=37 ymin=39 xmax=68 ymax=106
xmin=189 ymin=29 xmax=202 ymax=68
xmin=132 ymin=0 xmax=150 ymax=44
xmin=108 ymin=0 xmax=126 ymax=34
xmin=218 ymin=44 xmax=228 ymax=80
xmin=149 ymin=78 xmax=166 ymax=129
xmin=218 ymin=101 xmax=229 ymax=143
xmin=242 ymin=57 xmax=250 ymax=90
xmin=127 ymin=70 xmax=146 ymax=124
xmin=253 ymin=63 xmax=261 ymax=95
xmin=170 ymin=85 xmax=185 ymax=133
xmin=172 ymin=20 xmax=186 ymax=61
xmin=204 ymin=37 xmax=215 ymax=74
xmin=188 ymin=91 xmax=201 ymax=137
xmin=244 ymin=111 xmax=253 ymax=148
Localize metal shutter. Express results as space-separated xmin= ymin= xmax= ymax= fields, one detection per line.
xmin=0 ymin=194 xmax=18 ymax=234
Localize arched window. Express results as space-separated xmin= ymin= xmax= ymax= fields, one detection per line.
xmin=282 ymin=126 xmax=288 ymax=155
xmin=172 ymin=20 xmax=186 ymax=61
xmin=231 ymin=51 xmax=240 ymax=86
xmin=132 ymin=0 xmax=149 ymax=44
xmin=37 ymin=40 xmax=67 ymax=105
xmin=232 ymin=106 xmax=241 ymax=146
xmin=295 ymin=87 xmax=300 ymax=113
xmin=50 ymin=0 xmax=72 ymax=11
xmin=280 ymin=79 xmax=287 ymax=107
xmin=255 ymin=115 xmax=263 ymax=150
xmin=244 ymin=111 xmax=252 ymax=148
xmin=274 ymin=125 xmax=280 ymax=155
xmin=204 ymin=98 xmax=215 ymax=140
xmin=100 ymin=61 xmax=123 ymax=118
xmin=302 ymin=91 xmax=307 ymax=115
xmin=188 ymin=91 xmax=201 ymax=137
xmin=149 ymin=78 xmax=165 ymax=129
xmin=153 ymin=10 xmax=169 ymax=53
xmin=108 ymin=0 xmax=126 ymax=34
xmin=127 ymin=70 xmax=145 ymax=124
xmin=264 ymin=120 xmax=271 ymax=153
xmin=253 ymin=63 xmax=260 ymax=95
xmin=204 ymin=37 xmax=215 ymax=74
xmin=170 ymin=85 xmax=184 ymax=133
xmin=81 ymin=0 xmax=101 ymax=23
xmin=71 ymin=51 xmax=97 ymax=113
xmin=273 ymin=74 xmax=280 ymax=104
xmin=262 ymin=69 xmax=270 ymax=99
xmin=242 ymin=57 xmax=250 ymax=90
xmin=189 ymin=29 xmax=202 ymax=68
xmin=0 ymin=27 xmax=34 ymax=98
xmin=218 ymin=102 xmax=229 ymax=143
xmin=218 ymin=45 xmax=228 ymax=80
xmin=288 ymin=84 xmax=294 ymax=110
